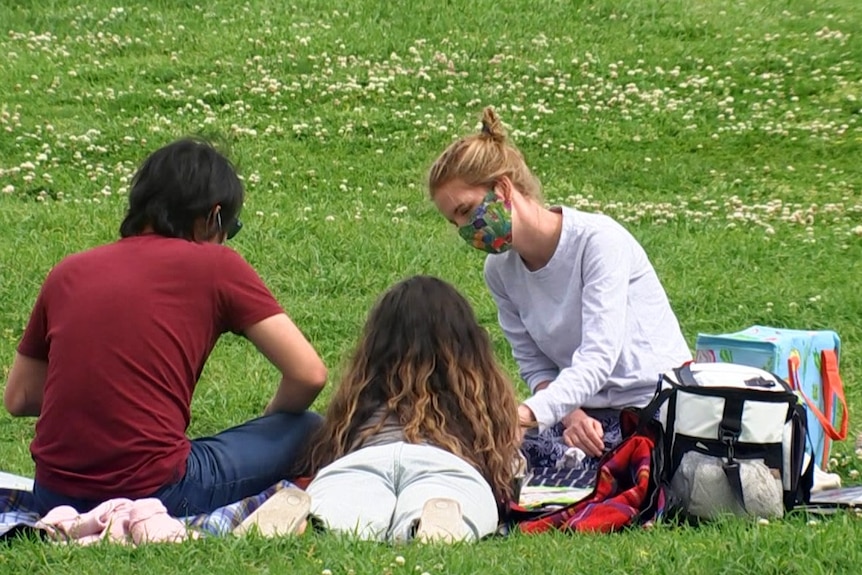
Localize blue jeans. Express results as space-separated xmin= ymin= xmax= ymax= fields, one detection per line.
xmin=33 ymin=411 xmax=321 ymax=516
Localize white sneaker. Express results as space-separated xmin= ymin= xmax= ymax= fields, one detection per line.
xmin=234 ymin=487 xmax=311 ymax=537
xmin=415 ymin=498 xmax=465 ymax=543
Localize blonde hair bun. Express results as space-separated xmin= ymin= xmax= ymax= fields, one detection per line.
xmin=427 ymin=105 xmax=542 ymax=202
xmin=480 ymin=106 xmax=506 ymax=143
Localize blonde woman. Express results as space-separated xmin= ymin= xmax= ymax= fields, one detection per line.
xmin=426 ymin=107 xmax=691 ymax=472
xmin=240 ymin=275 xmax=520 ymax=542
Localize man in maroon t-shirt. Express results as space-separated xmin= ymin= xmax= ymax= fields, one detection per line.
xmin=4 ymin=138 xmax=328 ymax=516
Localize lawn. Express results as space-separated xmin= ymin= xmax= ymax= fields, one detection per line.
xmin=1 ymin=0 xmax=861 ymax=572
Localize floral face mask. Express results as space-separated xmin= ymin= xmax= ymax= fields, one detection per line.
xmin=458 ymin=190 xmax=513 ymax=254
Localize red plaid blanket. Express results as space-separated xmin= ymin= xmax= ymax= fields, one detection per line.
xmin=515 ymin=413 xmax=665 ymax=534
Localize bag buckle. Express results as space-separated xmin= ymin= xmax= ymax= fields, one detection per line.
xmin=719 ymin=427 xmax=740 ymax=444
xmin=719 ymin=427 xmax=740 ymax=461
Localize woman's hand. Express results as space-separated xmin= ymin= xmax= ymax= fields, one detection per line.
xmin=562 ymin=408 xmax=605 ymax=457
xmin=517 ymin=404 xmax=537 ymax=442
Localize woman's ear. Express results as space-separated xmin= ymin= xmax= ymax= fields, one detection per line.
xmin=495 ymin=175 xmax=514 ymax=202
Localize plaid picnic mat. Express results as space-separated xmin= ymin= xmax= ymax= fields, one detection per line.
xmin=0 ymin=480 xmax=298 ymax=540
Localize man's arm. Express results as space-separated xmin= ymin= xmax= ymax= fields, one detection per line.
xmin=4 ymin=353 xmax=48 ymax=417
xmin=244 ymin=314 xmax=328 ymax=414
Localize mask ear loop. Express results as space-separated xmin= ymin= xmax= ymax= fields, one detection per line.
xmin=216 ymin=211 xmax=224 ymax=235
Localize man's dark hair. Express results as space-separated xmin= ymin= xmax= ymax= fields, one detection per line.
xmin=120 ymin=138 xmax=244 ymax=239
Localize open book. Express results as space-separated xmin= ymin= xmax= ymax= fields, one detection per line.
xmin=809 ymin=485 xmax=862 ymax=507
xmin=0 ymin=472 xmax=33 ymax=491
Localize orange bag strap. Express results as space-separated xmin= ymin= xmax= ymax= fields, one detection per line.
xmin=788 ymin=352 xmax=848 ymax=442
xmin=821 ymin=350 xmax=848 ymax=441
xmin=788 ymin=354 xmax=800 ymax=390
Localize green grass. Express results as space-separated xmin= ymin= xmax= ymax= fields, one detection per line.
xmin=5 ymin=513 xmax=862 ymax=575
xmin=2 ymin=0 xmax=862 ymax=572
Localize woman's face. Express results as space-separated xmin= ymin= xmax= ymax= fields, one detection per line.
xmin=433 ymin=179 xmax=514 ymax=254
xmin=432 ymin=179 xmax=498 ymax=228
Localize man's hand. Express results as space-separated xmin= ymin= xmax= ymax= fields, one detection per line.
xmin=245 ymin=314 xmax=328 ymax=415
xmin=562 ymin=408 xmax=605 ymax=457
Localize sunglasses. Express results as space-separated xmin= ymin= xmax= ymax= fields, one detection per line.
xmin=217 ymin=212 xmax=243 ymax=240
xmin=226 ymin=218 xmax=243 ymax=240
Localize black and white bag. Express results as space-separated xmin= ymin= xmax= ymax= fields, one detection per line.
xmin=644 ymin=362 xmax=812 ymax=519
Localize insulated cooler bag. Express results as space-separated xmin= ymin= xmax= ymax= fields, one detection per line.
xmin=646 ymin=362 xmax=811 ymax=519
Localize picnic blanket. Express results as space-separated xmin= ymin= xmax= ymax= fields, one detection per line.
xmin=511 ymin=410 xmax=665 ymax=533
xmin=516 ymin=433 xmax=664 ymax=533
xmin=0 ymin=480 xmax=298 ymax=541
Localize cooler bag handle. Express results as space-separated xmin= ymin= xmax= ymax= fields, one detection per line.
xmin=788 ymin=351 xmax=848 ymax=444
xmin=821 ymin=350 xmax=848 ymax=441
xmin=673 ymin=362 xmax=698 ymax=387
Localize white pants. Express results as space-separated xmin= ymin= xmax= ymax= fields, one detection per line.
xmin=306 ymin=442 xmax=498 ymax=542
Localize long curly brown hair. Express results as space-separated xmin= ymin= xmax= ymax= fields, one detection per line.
xmin=302 ymin=275 xmax=520 ymax=501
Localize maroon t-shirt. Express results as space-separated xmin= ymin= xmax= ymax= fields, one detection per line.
xmin=17 ymin=234 xmax=284 ymax=500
